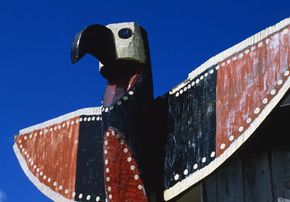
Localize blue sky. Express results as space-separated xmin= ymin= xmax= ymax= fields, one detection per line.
xmin=0 ymin=0 xmax=289 ymax=201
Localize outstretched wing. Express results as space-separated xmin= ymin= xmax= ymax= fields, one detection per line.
xmin=163 ymin=17 xmax=290 ymax=200
xmin=13 ymin=107 xmax=106 ymax=202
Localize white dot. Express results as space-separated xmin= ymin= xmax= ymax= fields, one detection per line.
xmin=40 ymin=171 xmax=43 ymax=176
xmin=282 ymin=28 xmax=289 ymax=34
xmin=123 ymin=148 xmax=128 ymax=153
xmin=96 ymin=117 xmax=100 ymax=121
xmin=92 ymin=116 xmax=96 ymax=121
xmin=106 ymin=168 xmax=110 ymax=173
xmin=246 ymin=118 xmax=252 ymax=124
xmin=65 ymin=189 xmax=69 ymax=194
xmin=106 ymin=177 xmax=110 ymax=182
xmin=196 ymin=79 xmax=200 ymax=84
xmin=24 ymin=136 xmax=27 ymax=140
xmin=233 ymin=56 xmax=238 ymax=61
xmin=79 ymin=193 xmax=83 ymax=199
xmin=36 ymin=168 xmax=40 ymax=173
xmin=270 ymin=89 xmax=276 ymax=95
xmin=129 ymin=91 xmax=134 ymax=95
xmin=202 ymin=157 xmax=207 ymax=163
xmin=220 ymin=143 xmax=226 ymax=150
xmin=251 ymin=46 xmax=256 ymax=51
xmin=18 ymin=139 xmax=22 ymax=144
xmin=175 ymin=92 xmax=179 ymax=97
xmin=108 ymin=186 xmax=112 ymax=192
xmin=105 ymin=108 xmax=109 ymax=112
xmin=45 ymin=129 xmax=48 ymax=133
xmin=59 ymin=185 xmax=63 ymax=190
xmin=58 ymin=125 xmax=61 ymax=129
xmin=138 ymin=185 xmax=143 ymax=190
xmin=72 ymin=192 xmax=76 ymax=197
xmin=278 ymin=79 xmax=283 ymax=86
xmin=116 ymin=134 xmax=120 ymax=139
xmin=239 ymin=126 xmax=244 ymax=132
xmin=96 ymin=196 xmax=100 ymax=201
xmin=104 ymin=140 xmax=108 ymax=146
xmin=239 ymin=53 xmax=244 ymax=58
xmin=200 ymin=75 xmax=204 ymax=80
xmin=174 ymin=174 xmax=179 ymax=180
xmin=54 ymin=126 xmax=58 ymax=130
xmin=43 ymin=175 xmax=47 ymax=180
xmin=221 ymin=62 xmax=226 ymax=67
xmin=229 ymin=135 xmax=235 ymax=141
xmin=86 ymin=195 xmax=91 ymax=200
xmin=193 ymin=164 xmax=198 ymax=170
xmin=187 ymin=84 xmax=192 ymax=89
xmin=284 ymin=70 xmax=289 ymax=76
xmin=105 ymin=159 xmax=108 ymax=165
xmin=210 ymin=151 xmax=216 ymax=158
xmin=120 ymin=140 xmax=125 ymax=145
xmin=130 ymin=165 xmax=135 ymax=170
xmin=19 ymin=145 xmax=23 ymax=148
xmin=134 ymin=175 xmax=139 ymax=180
xmin=34 ymin=133 xmax=37 ymax=137
xmin=53 ymin=182 xmax=57 ymax=187
xmin=215 ymin=65 xmax=220 ymax=70
xmin=87 ymin=117 xmax=91 ymax=121
xmin=127 ymin=157 xmax=132 ymax=162
xmin=106 ymin=132 xmax=110 ymax=137
xmin=266 ymin=38 xmax=270 ymax=44
xmin=227 ymin=59 xmax=231 ymax=64
xmin=109 ymin=106 xmax=114 ymax=111
xmin=209 ymin=69 xmax=214 ymax=74
xmin=258 ymin=42 xmax=263 ymax=47
xmin=184 ymin=86 xmax=187 ymax=91
xmin=123 ymin=96 xmax=128 ymax=101
xmin=48 ymin=178 xmax=51 ymax=183
xmin=191 ymin=81 xmax=195 ymax=86
xmin=244 ymin=49 xmax=250 ymax=54
xmin=254 ymin=107 xmax=261 ymax=114
xmin=29 ymin=134 xmax=32 ymax=139
xmin=183 ymin=169 xmax=189 ymax=175
xmin=180 ymin=89 xmax=183 ymax=94
xmin=104 ymin=150 xmax=108 ymax=155
xmin=262 ymin=98 xmax=268 ymax=105
xmin=109 ymin=194 xmax=112 ymax=199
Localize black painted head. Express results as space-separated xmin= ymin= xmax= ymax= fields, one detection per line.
xmin=71 ymin=22 xmax=148 ymax=80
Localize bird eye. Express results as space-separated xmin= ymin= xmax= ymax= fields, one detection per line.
xmin=118 ymin=28 xmax=133 ymax=39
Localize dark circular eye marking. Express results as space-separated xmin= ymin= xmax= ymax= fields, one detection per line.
xmin=118 ymin=28 xmax=133 ymax=39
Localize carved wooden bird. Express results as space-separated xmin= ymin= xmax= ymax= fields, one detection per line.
xmin=13 ymin=18 xmax=290 ymax=202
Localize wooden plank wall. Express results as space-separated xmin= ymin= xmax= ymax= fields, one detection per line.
xmin=202 ymin=104 xmax=290 ymax=202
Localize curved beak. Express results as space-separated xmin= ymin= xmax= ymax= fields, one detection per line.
xmin=71 ymin=24 xmax=116 ymax=66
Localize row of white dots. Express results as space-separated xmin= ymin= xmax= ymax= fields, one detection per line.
xmin=175 ymin=68 xmax=215 ymax=97
xmin=173 ymin=151 xmax=216 ymax=181
xmin=174 ymin=28 xmax=289 ymax=98
xmin=102 ymin=91 xmax=135 ymax=112
xmin=104 ymin=131 xmax=143 ymax=195
xmin=18 ymin=116 xmax=102 ymax=143
xmin=19 ymin=136 xmax=103 ymax=201
xmin=173 ymin=65 xmax=290 ymax=182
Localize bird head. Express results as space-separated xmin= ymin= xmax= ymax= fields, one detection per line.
xmin=71 ymin=22 xmax=148 ymax=81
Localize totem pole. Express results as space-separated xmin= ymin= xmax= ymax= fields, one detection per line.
xmin=14 ymin=17 xmax=290 ymax=202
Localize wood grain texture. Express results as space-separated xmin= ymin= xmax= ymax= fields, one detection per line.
xmin=202 ymin=104 xmax=290 ymax=202
xmin=216 ymin=26 xmax=290 ymax=156
xmin=15 ymin=116 xmax=80 ymax=200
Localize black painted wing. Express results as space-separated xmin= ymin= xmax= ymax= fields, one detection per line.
xmin=13 ymin=107 xmax=106 ymax=202
xmin=162 ymin=18 xmax=290 ymax=201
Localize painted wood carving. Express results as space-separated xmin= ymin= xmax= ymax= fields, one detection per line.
xmin=13 ymin=18 xmax=290 ymax=201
